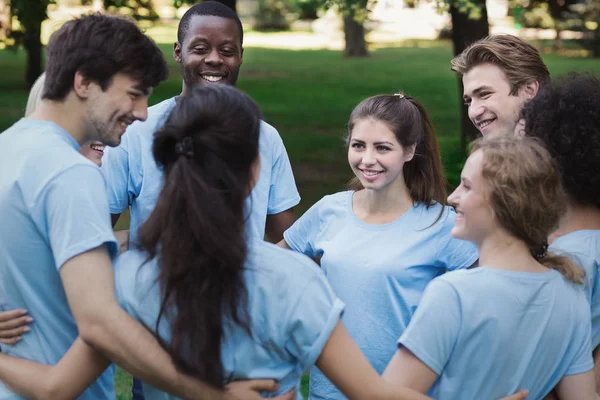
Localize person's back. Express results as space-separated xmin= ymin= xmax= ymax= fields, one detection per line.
xmin=551 ymin=231 xmax=600 ymax=347
xmin=411 ymin=267 xmax=590 ymax=399
xmin=0 ymin=119 xmax=117 ymax=399
xmin=115 ymin=238 xmax=343 ymax=399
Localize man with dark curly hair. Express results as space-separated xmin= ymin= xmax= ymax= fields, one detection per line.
xmin=521 ymin=72 xmax=600 ymax=392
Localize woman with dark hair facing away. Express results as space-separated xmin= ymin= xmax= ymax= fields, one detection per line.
xmin=383 ymin=137 xmax=596 ymax=399
xmin=0 ymin=85 xmax=438 ymax=400
xmin=279 ymin=93 xmax=479 ymax=400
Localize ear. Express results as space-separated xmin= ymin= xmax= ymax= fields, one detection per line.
xmin=404 ymin=143 xmax=417 ymax=162
xmin=173 ymin=41 xmax=182 ymax=64
xmin=73 ymin=70 xmax=93 ymax=99
xmin=521 ymin=80 xmax=540 ymax=101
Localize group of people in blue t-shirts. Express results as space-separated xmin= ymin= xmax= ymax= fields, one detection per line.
xmin=0 ymin=2 xmax=599 ymax=400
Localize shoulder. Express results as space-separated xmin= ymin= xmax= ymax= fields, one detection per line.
xmin=246 ymin=240 xmax=325 ymax=290
xmin=114 ymin=249 xmax=157 ymax=301
xmin=412 ymin=202 xmax=456 ymax=231
xmin=125 ymin=97 xmax=177 ymax=139
xmin=307 ymin=191 xmax=352 ymax=218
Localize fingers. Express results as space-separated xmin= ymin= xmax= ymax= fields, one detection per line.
xmin=0 ymin=314 xmax=33 ymax=332
xmin=245 ymin=379 xmax=279 ymax=392
xmin=272 ymin=388 xmax=296 ymax=400
xmin=501 ymin=389 xmax=529 ymax=400
xmin=0 ymin=309 xmax=28 ymax=323
xmin=0 ymin=310 xmax=32 ymax=344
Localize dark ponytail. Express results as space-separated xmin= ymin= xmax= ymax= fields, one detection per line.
xmin=138 ymin=85 xmax=262 ymax=386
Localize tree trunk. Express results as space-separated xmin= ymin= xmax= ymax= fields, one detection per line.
xmin=553 ymin=25 xmax=562 ymax=50
xmin=343 ymin=11 xmax=368 ymax=57
xmin=212 ymin=0 xmax=236 ymax=13
xmin=450 ymin=0 xmax=489 ymax=150
xmin=24 ymin=19 xmax=43 ymax=88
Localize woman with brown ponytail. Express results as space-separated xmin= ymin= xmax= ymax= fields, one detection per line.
xmin=383 ymin=137 xmax=596 ymax=399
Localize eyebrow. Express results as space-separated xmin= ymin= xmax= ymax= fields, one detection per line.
xmin=463 ymin=85 xmax=494 ymax=101
xmin=188 ymin=37 xmax=237 ymax=47
xmin=133 ymin=85 xmax=151 ymax=96
xmin=350 ymin=139 xmax=394 ymax=146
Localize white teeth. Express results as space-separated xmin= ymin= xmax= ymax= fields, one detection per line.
xmin=202 ymin=75 xmax=223 ymax=82
xmin=363 ymin=170 xmax=381 ymax=176
xmin=478 ymin=120 xmax=493 ymax=128
xmin=90 ymin=145 xmax=105 ymax=151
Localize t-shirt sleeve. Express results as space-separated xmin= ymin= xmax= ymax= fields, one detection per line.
xmin=265 ymin=125 xmax=300 ymax=215
xmin=283 ymin=199 xmax=322 ymax=258
xmin=398 ymin=279 xmax=461 ymax=375
xmin=101 ymin=133 xmax=141 ymax=215
xmin=283 ymin=266 xmax=345 ymax=371
xmin=565 ymin=299 xmax=594 ymax=376
xmin=42 ymin=165 xmax=118 ymax=269
xmin=438 ymin=213 xmax=479 ymax=270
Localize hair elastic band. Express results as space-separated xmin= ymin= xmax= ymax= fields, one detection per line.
xmin=175 ymin=136 xmax=195 ymax=158
xmin=531 ymin=241 xmax=549 ymax=260
xmin=393 ymin=92 xmax=405 ymax=99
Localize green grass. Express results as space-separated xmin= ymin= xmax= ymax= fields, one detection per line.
xmin=1 ymin=38 xmax=599 ymax=398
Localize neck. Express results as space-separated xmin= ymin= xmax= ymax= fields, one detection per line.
xmin=552 ymin=202 xmax=600 ymax=241
xmin=353 ymin=178 xmax=413 ymax=223
xmin=28 ymin=98 xmax=87 ymax=145
xmin=477 ymin=230 xmax=546 ymax=273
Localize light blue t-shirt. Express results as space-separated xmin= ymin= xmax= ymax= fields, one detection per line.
xmin=399 ymin=267 xmax=593 ymax=400
xmin=551 ymin=230 xmax=600 ymax=349
xmin=114 ymin=239 xmax=345 ymax=399
xmin=0 ymin=119 xmax=118 ymax=400
xmin=283 ymin=191 xmax=478 ymax=400
xmin=102 ymin=97 xmax=300 ymax=244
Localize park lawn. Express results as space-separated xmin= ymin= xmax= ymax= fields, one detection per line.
xmin=0 ymin=39 xmax=598 ymax=398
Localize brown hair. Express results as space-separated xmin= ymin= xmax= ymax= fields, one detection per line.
xmin=347 ymin=94 xmax=448 ymax=218
xmin=471 ymin=137 xmax=584 ymax=284
xmin=451 ymin=34 xmax=550 ymax=95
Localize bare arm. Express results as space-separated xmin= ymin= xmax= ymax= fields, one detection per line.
xmin=0 ymin=338 xmax=110 ymax=400
xmin=59 ymin=245 xmax=225 ymax=400
xmin=114 ymin=229 xmax=130 ymax=254
xmin=382 ymin=348 xmax=438 ymax=393
xmin=265 ymin=209 xmax=296 ymax=244
xmin=382 ymin=348 xmax=529 ymax=400
xmin=555 ymin=370 xmax=598 ymax=400
xmin=315 ymin=321 xmax=431 ymax=400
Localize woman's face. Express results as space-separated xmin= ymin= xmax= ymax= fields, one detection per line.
xmin=79 ymin=141 xmax=106 ymax=167
xmin=347 ymin=118 xmax=414 ymax=194
xmin=447 ymin=149 xmax=495 ymax=245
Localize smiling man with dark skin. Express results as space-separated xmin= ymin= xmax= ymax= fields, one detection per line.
xmin=102 ymin=2 xmax=300 ymax=251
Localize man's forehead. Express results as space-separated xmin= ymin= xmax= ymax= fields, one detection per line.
xmin=463 ymin=63 xmax=509 ymax=93
xmin=185 ymin=15 xmax=241 ymax=44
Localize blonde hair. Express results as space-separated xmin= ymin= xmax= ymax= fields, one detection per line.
xmin=471 ymin=137 xmax=585 ymax=285
xmin=451 ymin=35 xmax=550 ymax=95
xmin=25 ymin=72 xmax=46 ymax=117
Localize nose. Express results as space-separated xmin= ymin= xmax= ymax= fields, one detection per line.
xmin=447 ymin=187 xmax=458 ymax=207
xmin=362 ymin=148 xmax=376 ymax=166
xmin=468 ymin=99 xmax=485 ymax=121
xmin=132 ymin=96 xmax=149 ymax=122
xmin=204 ymin=48 xmax=223 ymax=66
